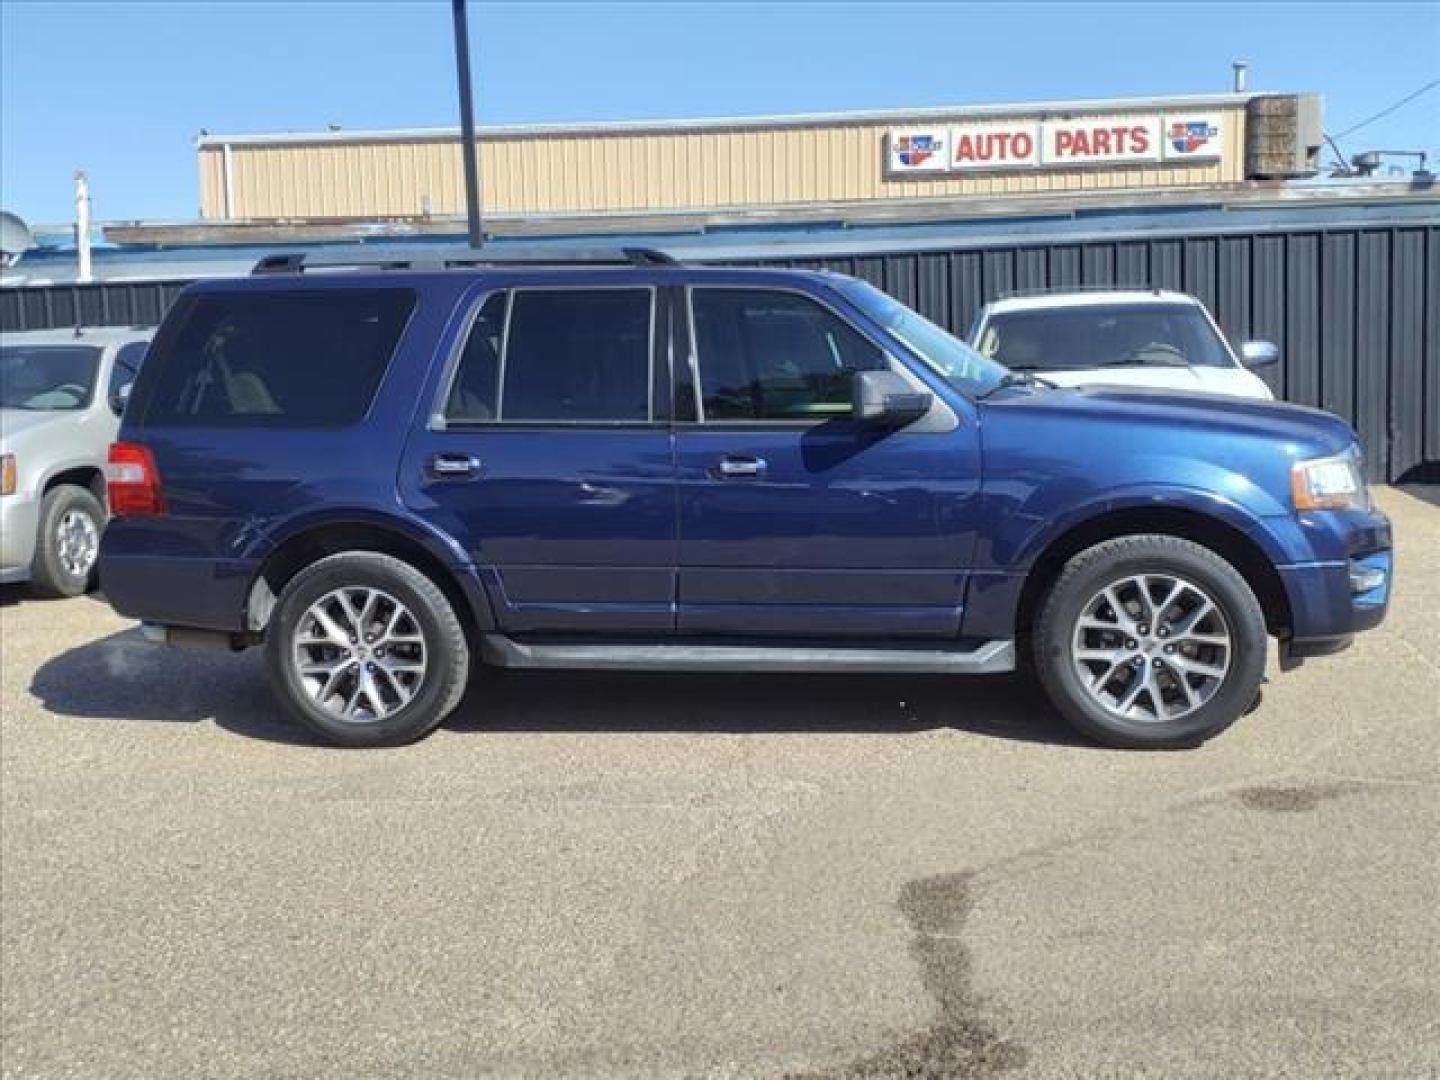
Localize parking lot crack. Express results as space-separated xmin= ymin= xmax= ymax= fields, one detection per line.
xmin=787 ymin=872 xmax=1027 ymax=1079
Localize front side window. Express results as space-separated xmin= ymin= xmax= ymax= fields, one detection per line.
xmin=977 ymin=303 xmax=1235 ymax=372
xmin=690 ymin=289 xmax=885 ymax=421
xmin=143 ymin=289 xmax=415 ymax=427
xmin=0 ymin=345 xmax=102 ymax=411
xmin=445 ymin=288 xmax=653 ymax=423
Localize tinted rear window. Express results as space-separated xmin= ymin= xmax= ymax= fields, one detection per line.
xmin=142 ymin=289 xmax=415 ymax=427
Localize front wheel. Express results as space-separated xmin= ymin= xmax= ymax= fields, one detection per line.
xmin=264 ymin=552 xmax=470 ymax=747
xmin=1033 ymin=535 xmax=1267 ymax=749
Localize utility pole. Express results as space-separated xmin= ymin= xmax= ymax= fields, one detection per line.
xmin=452 ymin=0 xmax=483 ymax=248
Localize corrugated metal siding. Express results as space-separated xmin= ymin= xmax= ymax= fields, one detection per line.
xmin=738 ymin=224 xmax=1439 ymax=482
xmin=2 ymin=221 xmax=1435 ymax=482
xmin=197 ymin=105 xmax=1249 ymax=220
xmin=0 ymin=280 xmax=188 ymax=333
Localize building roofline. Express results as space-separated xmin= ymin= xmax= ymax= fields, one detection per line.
xmin=195 ymin=92 xmax=1274 ymax=148
xmin=100 ymin=180 xmax=1434 ymax=249
xmin=2 ymin=189 xmax=1427 ymax=289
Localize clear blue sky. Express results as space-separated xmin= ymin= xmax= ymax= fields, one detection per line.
xmin=2 ymin=1 xmax=1437 ymax=225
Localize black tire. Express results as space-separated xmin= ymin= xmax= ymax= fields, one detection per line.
xmin=1033 ymin=534 xmax=1267 ymax=749
xmin=263 ymin=552 xmax=470 ymax=747
xmin=30 ymin=485 xmax=105 ymax=598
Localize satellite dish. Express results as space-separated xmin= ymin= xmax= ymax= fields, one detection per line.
xmin=0 ymin=211 xmax=35 ymax=268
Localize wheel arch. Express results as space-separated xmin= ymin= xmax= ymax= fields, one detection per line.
xmin=1014 ymin=504 xmax=1293 ymax=640
xmin=246 ymin=513 xmax=494 ymax=641
xmin=42 ymin=465 xmax=107 ymax=507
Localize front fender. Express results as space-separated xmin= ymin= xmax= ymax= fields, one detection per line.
xmin=984 ymin=451 xmax=1305 ymax=572
xmin=1004 ymin=485 xmax=1292 ymax=571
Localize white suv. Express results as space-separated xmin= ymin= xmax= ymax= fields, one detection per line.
xmin=968 ymin=290 xmax=1276 ymax=400
xmin=1 ymin=326 xmax=152 ymax=595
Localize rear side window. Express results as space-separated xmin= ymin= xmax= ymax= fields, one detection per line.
xmin=444 ymin=288 xmax=653 ymax=423
xmin=142 ymin=289 xmax=415 ymax=427
xmin=445 ymin=292 xmax=507 ymax=422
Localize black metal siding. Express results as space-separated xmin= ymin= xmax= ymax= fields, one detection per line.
xmin=3 ymin=223 xmax=1437 ymax=481
xmin=746 ymin=223 xmax=1439 ymax=483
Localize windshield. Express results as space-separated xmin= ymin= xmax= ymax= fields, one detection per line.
xmin=831 ymin=277 xmax=1009 ymax=397
xmin=975 ymin=303 xmax=1236 ymax=372
xmin=0 ymin=345 xmax=103 ymax=411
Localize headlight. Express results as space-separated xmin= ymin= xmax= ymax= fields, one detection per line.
xmin=0 ymin=454 xmax=14 ymax=497
xmin=1291 ymin=449 xmax=1368 ymax=511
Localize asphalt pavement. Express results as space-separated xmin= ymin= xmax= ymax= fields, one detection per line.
xmin=2 ymin=486 xmax=1437 ymax=1078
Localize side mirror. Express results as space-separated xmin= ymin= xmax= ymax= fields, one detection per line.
xmin=853 ymin=369 xmax=932 ymax=427
xmin=110 ymin=381 xmax=134 ymax=415
xmin=1240 ymin=341 xmax=1279 ymax=370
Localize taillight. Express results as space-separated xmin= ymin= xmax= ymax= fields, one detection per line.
xmin=106 ymin=442 xmax=167 ymax=516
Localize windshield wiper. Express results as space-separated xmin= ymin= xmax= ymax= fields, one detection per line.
xmin=977 ymin=371 xmax=1056 ymax=399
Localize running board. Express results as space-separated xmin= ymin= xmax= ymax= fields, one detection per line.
xmin=481 ymin=636 xmax=1015 ymax=674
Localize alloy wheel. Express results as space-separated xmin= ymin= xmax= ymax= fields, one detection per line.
xmin=290 ymin=587 xmax=428 ymax=723
xmin=1071 ymin=573 xmax=1232 ymax=723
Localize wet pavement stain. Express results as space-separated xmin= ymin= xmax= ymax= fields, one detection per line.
xmin=790 ymin=872 xmax=1027 ymax=1079
xmin=1235 ymin=781 xmax=1361 ymax=813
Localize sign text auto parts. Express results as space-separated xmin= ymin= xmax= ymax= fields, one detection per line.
xmin=888 ymin=115 xmax=1223 ymax=174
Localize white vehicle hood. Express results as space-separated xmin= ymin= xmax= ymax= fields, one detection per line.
xmin=1034 ymin=366 xmax=1273 ymax=400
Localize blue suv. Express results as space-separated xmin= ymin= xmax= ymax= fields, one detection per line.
xmin=99 ymin=249 xmax=1392 ymax=749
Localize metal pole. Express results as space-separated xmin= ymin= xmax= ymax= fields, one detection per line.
xmin=452 ymin=0 xmax=483 ymax=248
xmin=74 ymin=171 xmax=92 ymax=284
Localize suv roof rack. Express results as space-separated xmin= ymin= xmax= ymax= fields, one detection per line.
xmin=251 ymin=246 xmax=679 ymax=276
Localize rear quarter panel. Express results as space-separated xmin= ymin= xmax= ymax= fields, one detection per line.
xmin=101 ymin=275 xmax=474 ymax=631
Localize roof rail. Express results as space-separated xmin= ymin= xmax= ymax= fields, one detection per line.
xmin=993 ymin=284 xmax=1170 ymax=300
xmin=250 ymin=246 xmax=678 ymax=275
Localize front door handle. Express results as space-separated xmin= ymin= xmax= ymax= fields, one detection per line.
xmin=713 ymin=455 xmax=768 ymax=479
xmin=428 ymin=452 xmax=483 ymax=479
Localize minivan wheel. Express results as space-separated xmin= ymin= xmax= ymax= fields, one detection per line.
xmin=31 ymin=485 xmax=104 ymax=598
xmin=264 ymin=552 xmax=470 ymax=747
xmin=1033 ymin=534 xmax=1267 ymax=749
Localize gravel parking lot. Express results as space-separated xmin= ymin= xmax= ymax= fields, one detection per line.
xmin=2 ymin=486 xmax=1437 ymax=1079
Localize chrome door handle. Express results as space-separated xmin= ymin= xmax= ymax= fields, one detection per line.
xmin=428 ymin=452 xmax=483 ymax=479
xmin=714 ymin=456 xmax=767 ymax=478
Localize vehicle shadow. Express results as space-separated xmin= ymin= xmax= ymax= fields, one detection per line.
xmin=30 ymin=626 xmax=1089 ymax=749
xmin=1394 ymin=483 xmax=1440 ymax=508
xmin=0 ymin=585 xmax=115 ymax=609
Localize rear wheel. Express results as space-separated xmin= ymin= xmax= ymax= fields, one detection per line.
xmin=1033 ymin=534 xmax=1267 ymax=749
xmin=31 ymin=485 xmax=104 ymax=598
xmin=264 ymin=552 xmax=470 ymax=747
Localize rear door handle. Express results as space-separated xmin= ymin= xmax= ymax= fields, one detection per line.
xmin=713 ymin=455 xmax=768 ymax=479
xmin=428 ymin=452 xmax=483 ymax=479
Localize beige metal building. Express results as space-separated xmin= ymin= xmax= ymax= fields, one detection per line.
xmin=195 ymin=92 xmax=1321 ymax=223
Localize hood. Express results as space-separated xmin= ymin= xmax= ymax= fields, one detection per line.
xmin=982 ymin=383 xmax=1355 ymax=457
xmin=0 ymin=407 xmax=77 ymax=449
xmin=1038 ymin=366 xmax=1272 ymax=400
